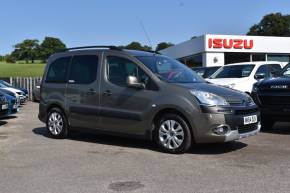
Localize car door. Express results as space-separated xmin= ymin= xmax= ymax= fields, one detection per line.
xmin=66 ymin=52 xmax=101 ymax=129
xmin=98 ymin=52 xmax=159 ymax=135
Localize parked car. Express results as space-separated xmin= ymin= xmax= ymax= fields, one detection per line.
xmin=39 ymin=46 xmax=260 ymax=154
xmin=251 ymin=62 xmax=290 ymax=129
xmin=0 ymin=83 xmax=26 ymax=104
xmin=207 ymin=61 xmax=284 ymax=94
xmin=3 ymin=93 xmax=19 ymax=115
xmin=0 ymin=93 xmax=9 ymax=117
xmin=32 ymin=83 xmax=41 ymax=102
xmin=191 ymin=66 xmax=220 ymax=78
xmin=0 ymin=89 xmax=21 ymax=108
xmin=0 ymin=80 xmax=29 ymax=99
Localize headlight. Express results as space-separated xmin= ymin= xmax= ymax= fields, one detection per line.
xmin=245 ymin=96 xmax=256 ymax=106
xmin=190 ymin=90 xmax=229 ymax=106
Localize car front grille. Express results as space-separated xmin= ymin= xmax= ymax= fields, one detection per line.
xmin=0 ymin=96 xmax=7 ymax=104
xmin=235 ymin=108 xmax=259 ymax=115
xmin=228 ymin=97 xmax=254 ymax=107
xmin=238 ymin=123 xmax=258 ymax=134
xmin=259 ymin=95 xmax=290 ymax=105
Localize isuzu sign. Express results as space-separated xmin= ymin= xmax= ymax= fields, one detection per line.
xmin=208 ymin=38 xmax=254 ymax=49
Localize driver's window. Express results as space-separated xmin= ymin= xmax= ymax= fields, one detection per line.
xmin=106 ymin=56 xmax=151 ymax=88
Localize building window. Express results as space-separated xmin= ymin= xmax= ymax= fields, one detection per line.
xmin=268 ymin=54 xmax=290 ymax=63
xmin=180 ymin=54 xmax=202 ymax=67
xmin=252 ymin=54 xmax=266 ymax=61
xmin=225 ymin=53 xmax=251 ymax=64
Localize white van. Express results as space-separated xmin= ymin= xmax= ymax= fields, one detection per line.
xmin=207 ymin=61 xmax=285 ymax=94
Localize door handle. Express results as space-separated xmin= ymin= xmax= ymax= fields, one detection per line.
xmin=86 ymin=89 xmax=97 ymax=95
xmin=103 ymin=90 xmax=112 ymax=96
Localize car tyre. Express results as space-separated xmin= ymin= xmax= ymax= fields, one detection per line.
xmin=261 ymin=115 xmax=275 ymax=130
xmin=155 ymin=113 xmax=192 ymax=154
xmin=32 ymin=94 xmax=37 ymax=102
xmin=46 ymin=107 xmax=68 ymax=139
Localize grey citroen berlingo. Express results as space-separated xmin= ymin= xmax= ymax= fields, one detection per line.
xmin=39 ymin=46 xmax=260 ymax=153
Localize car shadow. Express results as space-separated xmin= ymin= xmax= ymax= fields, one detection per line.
xmin=189 ymin=141 xmax=247 ymax=155
xmin=261 ymin=122 xmax=290 ymax=135
xmin=0 ymin=120 xmax=7 ymax=126
xmin=0 ymin=115 xmax=17 ymax=120
xmin=32 ymin=127 xmax=247 ymax=155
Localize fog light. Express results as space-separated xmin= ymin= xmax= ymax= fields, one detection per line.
xmin=213 ymin=125 xmax=230 ymax=135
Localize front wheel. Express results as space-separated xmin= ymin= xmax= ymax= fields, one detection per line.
xmin=155 ymin=113 xmax=192 ymax=154
xmin=46 ymin=108 xmax=68 ymax=139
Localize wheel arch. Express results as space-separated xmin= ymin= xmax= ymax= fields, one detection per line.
xmin=151 ymin=108 xmax=195 ymax=143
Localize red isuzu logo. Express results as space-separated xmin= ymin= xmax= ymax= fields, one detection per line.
xmin=208 ymin=38 xmax=254 ymax=49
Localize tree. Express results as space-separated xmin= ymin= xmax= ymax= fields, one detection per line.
xmin=4 ymin=54 xmax=16 ymax=63
xmin=12 ymin=39 xmax=40 ymax=63
xmin=39 ymin=37 xmax=66 ymax=61
xmin=247 ymin=13 xmax=290 ymax=36
xmin=155 ymin=42 xmax=174 ymax=51
xmin=123 ymin=42 xmax=152 ymax=51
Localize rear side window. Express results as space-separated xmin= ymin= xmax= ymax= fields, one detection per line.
xmin=69 ymin=55 xmax=98 ymax=84
xmin=46 ymin=57 xmax=71 ymax=83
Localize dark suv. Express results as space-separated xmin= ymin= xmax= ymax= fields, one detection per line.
xmin=252 ymin=63 xmax=290 ymax=129
xmin=39 ymin=46 xmax=260 ymax=153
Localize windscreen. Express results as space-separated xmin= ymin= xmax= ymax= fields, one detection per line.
xmin=210 ymin=65 xmax=255 ymax=79
xmin=282 ymin=63 xmax=290 ymax=77
xmin=137 ymin=56 xmax=204 ymax=83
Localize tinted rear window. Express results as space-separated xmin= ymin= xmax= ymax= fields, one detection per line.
xmin=46 ymin=57 xmax=71 ymax=83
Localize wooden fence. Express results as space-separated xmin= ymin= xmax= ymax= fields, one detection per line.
xmin=7 ymin=77 xmax=42 ymax=100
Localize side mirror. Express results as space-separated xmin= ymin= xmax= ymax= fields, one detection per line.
xmin=126 ymin=76 xmax=145 ymax=89
xmin=254 ymin=73 xmax=266 ymax=80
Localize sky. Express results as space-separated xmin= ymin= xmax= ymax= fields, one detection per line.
xmin=0 ymin=0 xmax=290 ymax=55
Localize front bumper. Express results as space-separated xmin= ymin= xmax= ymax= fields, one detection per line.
xmin=19 ymin=96 xmax=26 ymax=104
xmin=224 ymin=123 xmax=261 ymax=142
xmin=194 ymin=105 xmax=260 ymax=143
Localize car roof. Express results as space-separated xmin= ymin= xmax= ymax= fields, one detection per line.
xmin=225 ymin=61 xmax=282 ymax=66
xmin=51 ymin=48 xmax=159 ymax=59
xmin=124 ymin=49 xmax=157 ymax=57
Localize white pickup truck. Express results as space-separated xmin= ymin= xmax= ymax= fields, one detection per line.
xmin=206 ymin=61 xmax=286 ymax=94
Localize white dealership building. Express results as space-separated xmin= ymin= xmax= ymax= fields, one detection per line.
xmin=160 ymin=34 xmax=290 ymax=67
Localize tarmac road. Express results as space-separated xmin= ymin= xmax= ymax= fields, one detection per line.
xmin=0 ymin=102 xmax=290 ymax=193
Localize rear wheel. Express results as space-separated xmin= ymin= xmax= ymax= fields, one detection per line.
xmin=155 ymin=113 xmax=192 ymax=154
xmin=261 ymin=115 xmax=275 ymax=130
xmin=32 ymin=94 xmax=36 ymax=102
xmin=46 ymin=107 xmax=68 ymax=139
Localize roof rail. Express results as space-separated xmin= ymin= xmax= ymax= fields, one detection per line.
xmin=58 ymin=46 xmax=122 ymax=52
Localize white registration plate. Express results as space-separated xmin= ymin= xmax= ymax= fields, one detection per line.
xmin=13 ymin=104 xmax=17 ymax=109
xmin=243 ymin=115 xmax=257 ymax=125
xmin=2 ymin=104 xmax=8 ymax=110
